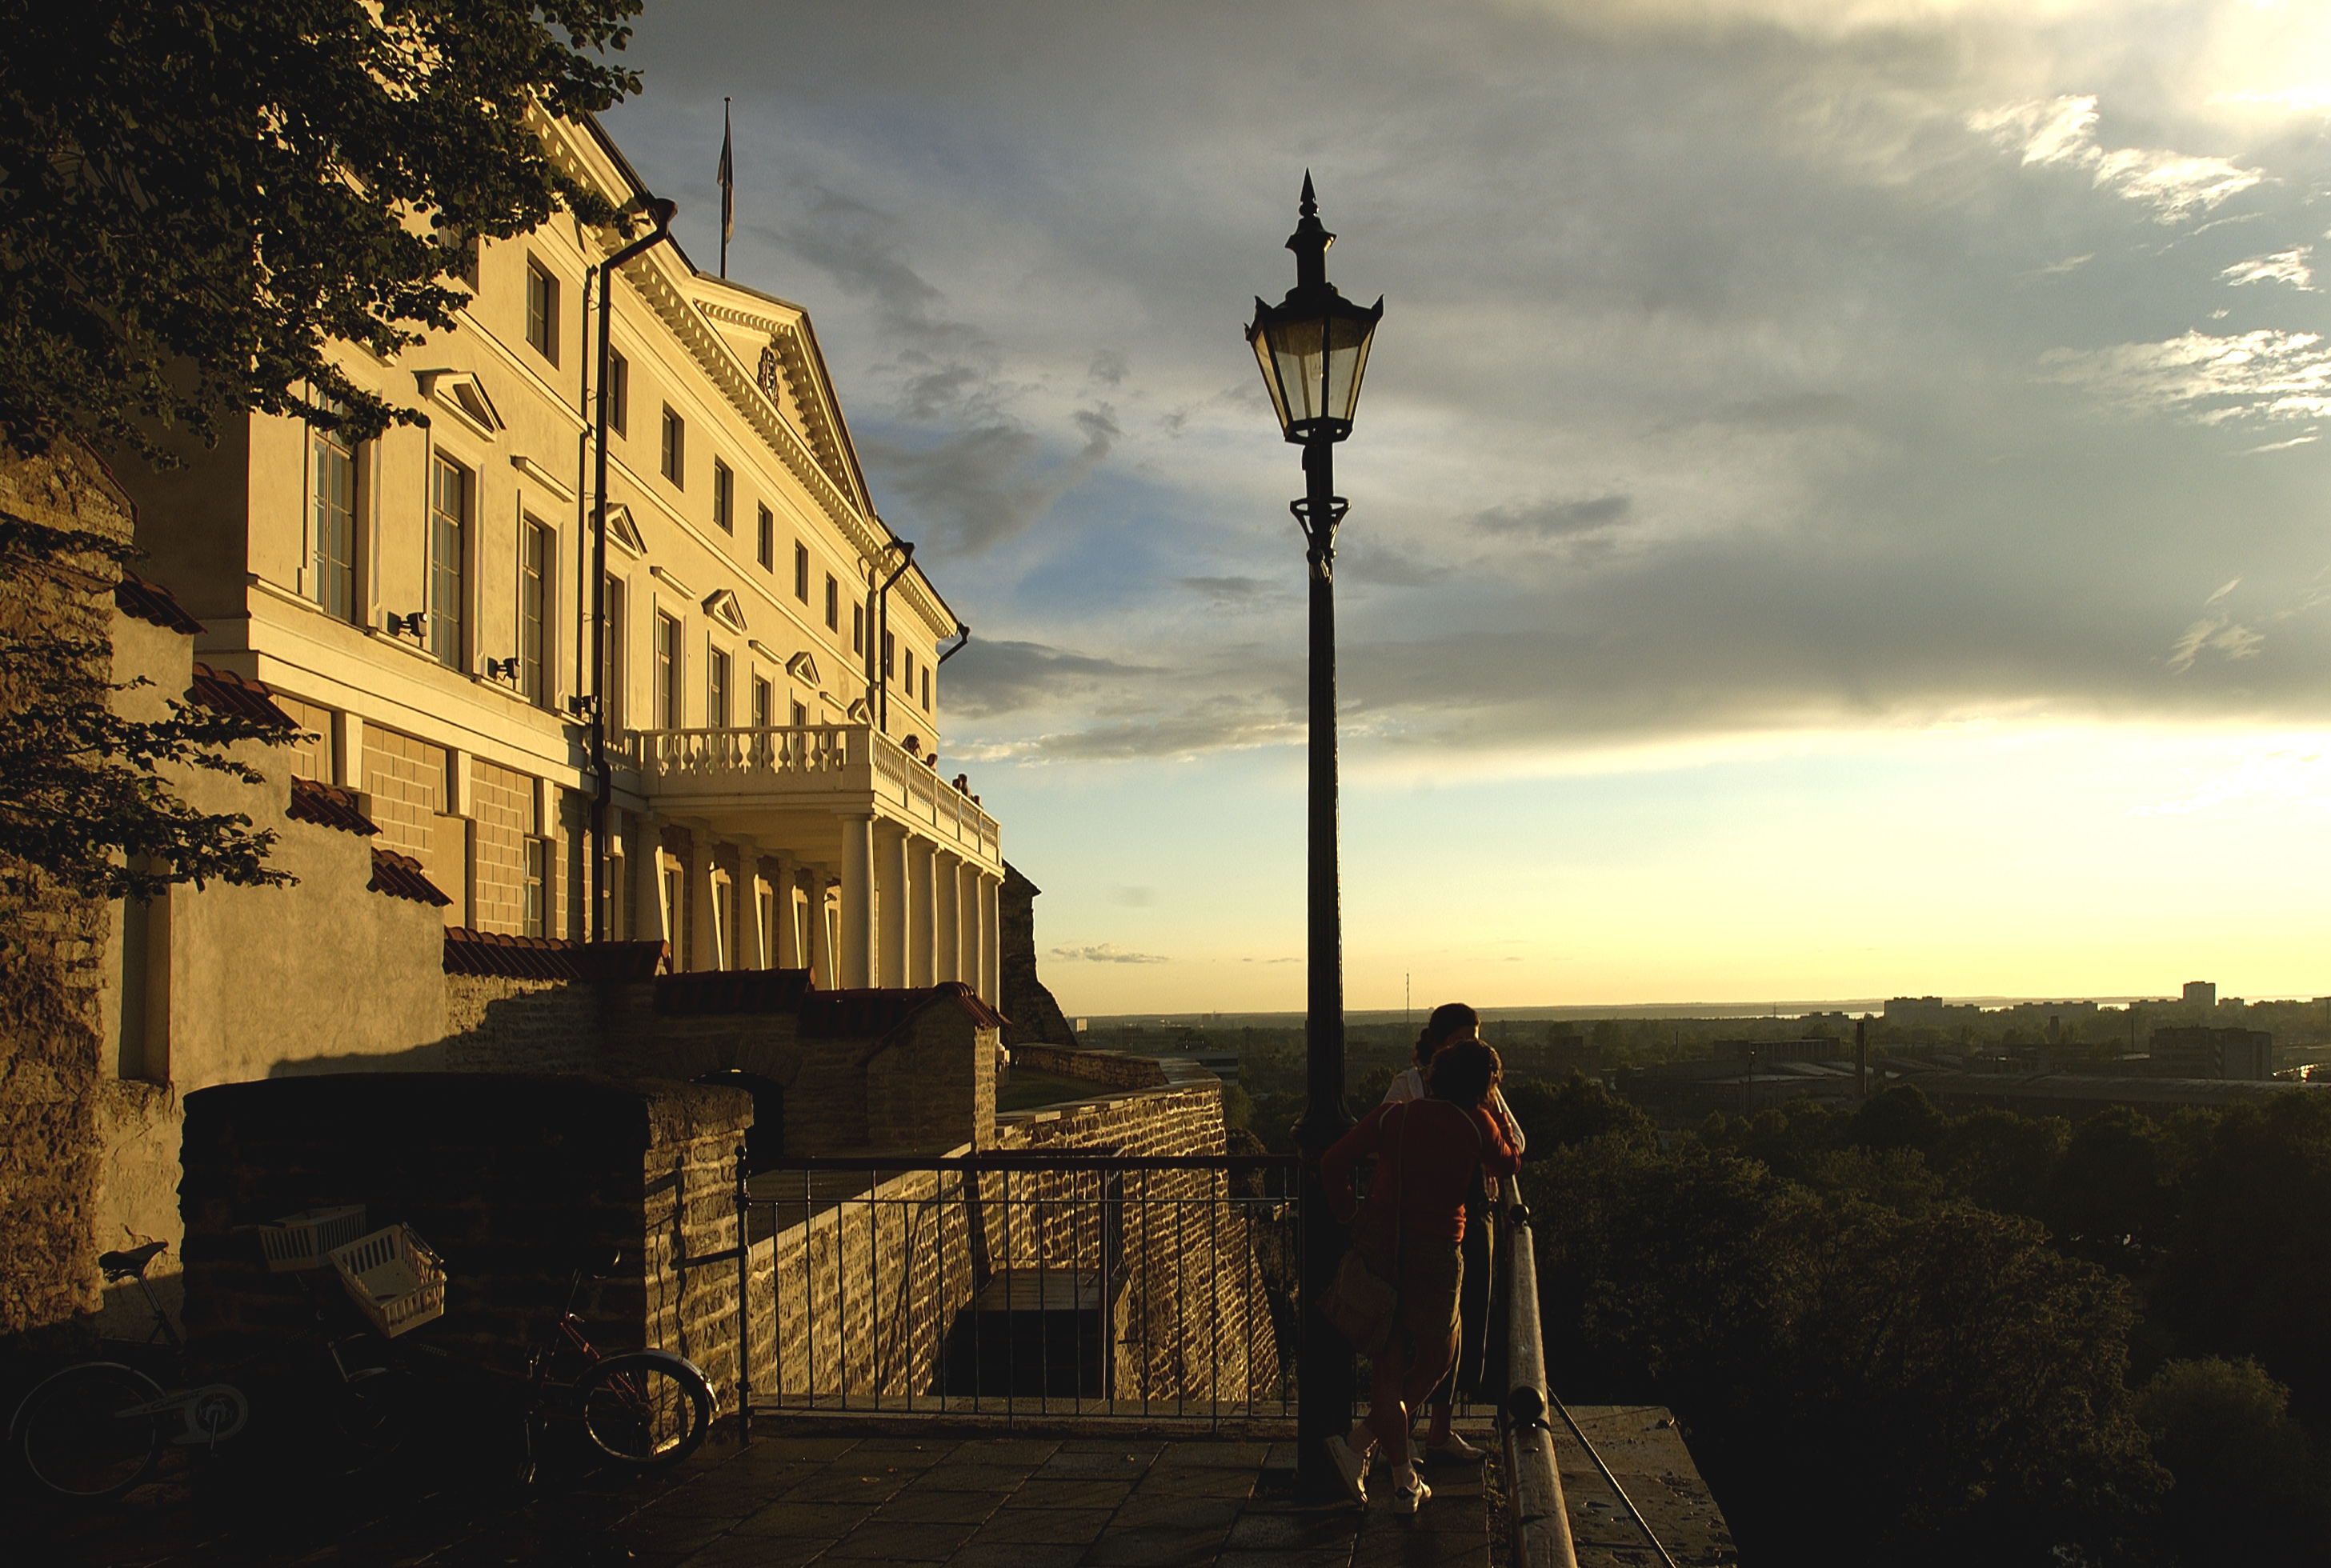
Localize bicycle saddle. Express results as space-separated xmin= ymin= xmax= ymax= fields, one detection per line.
xmin=99 ymin=1240 xmax=169 ymax=1280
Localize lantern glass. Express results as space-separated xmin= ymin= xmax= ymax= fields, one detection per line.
xmin=1248 ymin=297 xmax=1381 ymax=442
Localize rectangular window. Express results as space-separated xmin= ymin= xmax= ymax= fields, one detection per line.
xmin=601 ymin=574 xmax=627 ymax=732
xmin=659 ymin=406 xmax=684 ymax=487
xmin=428 ymin=454 xmax=469 ymax=668
xmin=922 ymin=667 xmax=931 ymax=710
xmin=523 ymin=837 xmax=547 ymax=937
xmin=455 ymin=234 xmax=479 ymax=291
xmin=751 ymin=676 xmax=773 ymax=730
xmin=520 ymin=518 xmax=551 ymax=706
xmin=903 ymin=647 xmax=915 ymax=694
xmin=712 ymin=458 xmax=734 ymax=533
xmin=653 ymin=611 xmax=680 ymax=729
xmin=310 ymin=423 xmax=358 ymax=622
xmin=757 ymin=886 xmax=775 ymax=969
xmin=824 ymin=574 xmax=839 ymax=632
xmin=790 ymin=698 xmax=807 ymax=727
xmin=525 ymin=258 xmax=559 ymax=364
xmin=794 ymin=541 xmax=810 ymax=602
xmin=707 ymin=646 xmax=731 ymax=727
xmin=883 ymin=630 xmax=895 ymax=678
xmin=715 ymin=878 xmax=735 ymax=968
xmin=608 ymin=350 xmax=629 ymax=437
xmin=851 ymin=602 xmax=863 ymax=654
xmin=757 ymin=504 xmax=774 ymax=570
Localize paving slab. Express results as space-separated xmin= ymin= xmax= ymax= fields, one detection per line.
xmin=1552 ymin=1404 xmax=1736 ymax=1568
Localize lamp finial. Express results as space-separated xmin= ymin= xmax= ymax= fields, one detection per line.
xmin=1300 ymin=171 xmax=1316 ymax=218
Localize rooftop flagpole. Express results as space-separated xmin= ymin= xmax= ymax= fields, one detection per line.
xmin=717 ymin=98 xmax=735 ymax=278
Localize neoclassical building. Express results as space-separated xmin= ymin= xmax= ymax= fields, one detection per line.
xmin=123 ymin=114 xmax=1003 ymax=1000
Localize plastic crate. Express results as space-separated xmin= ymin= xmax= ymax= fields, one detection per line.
xmin=329 ymin=1224 xmax=446 ymax=1338
xmin=257 ymin=1205 xmax=368 ymax=1273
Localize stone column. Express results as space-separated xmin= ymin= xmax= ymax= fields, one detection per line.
xmin=956 ymin=859 xmax=979 ymax=997
xmin=633 ymin=815 xmax=667 ymax=964
xmin=773 ymin=850 xmax=801 ymax=970
xmin=907 ymin=836 xmax=937 ymax=988
xmin=839 ymin=815 xmax=874 ymax=989
xmin=979 ymin=870 xmax=1002 ymax=1004
xmin=807 ymin=864 xmax=835 ymax=989
xmin=933 ymin=849 xmax=961 ymax=984
xmin=875 ymin=823 xmax=908 ymax=990
xmin=688 ymin=836 xmax=718 ymax=971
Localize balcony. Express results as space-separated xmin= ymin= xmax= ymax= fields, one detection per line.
xmin=618 ymin=722 xmax=1000 ymax=870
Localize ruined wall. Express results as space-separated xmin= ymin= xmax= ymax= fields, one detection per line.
xmin=0 ymin=447 xmax=119 ymax=1342
xmin=998 ymin=862 xmax=1076 ymax=1049
xmin=178 ymin=1074 xmax=751 ymax=1388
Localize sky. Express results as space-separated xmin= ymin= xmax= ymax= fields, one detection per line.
xmin=602 ymin=0 xmax=2331 ymax=1016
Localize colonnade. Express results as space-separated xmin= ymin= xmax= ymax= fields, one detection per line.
xmin=623 ymin=810 xmax=1001 ymax=1002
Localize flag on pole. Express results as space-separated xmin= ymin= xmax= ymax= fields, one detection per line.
xmin=717 ymin=97 xmax=735 ymax=278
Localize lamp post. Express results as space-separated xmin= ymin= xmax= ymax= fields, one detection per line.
xmin=1247 ymin=174 xmax=1382 ymax=1497
xmin=590 ymin=198 xmax=679 ymax=943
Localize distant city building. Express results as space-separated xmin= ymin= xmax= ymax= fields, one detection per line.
xmin=2151 ymin=1026 xmax=2272 ymax=1081
xmin=1714 ymin=1038 xmax=1844 ymax=1064
xmin=1884 ymin=996 xmax=1982 ymax=1027
xmin=2183 ymin=981 xmax=2217 ymax=1008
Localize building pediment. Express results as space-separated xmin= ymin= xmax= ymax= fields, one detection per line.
xmin=603 ymin=503 xmax=645 ymax=558
xmin=785 ymin=650 xmax=820 ymax=685
xmin=413 ymin=370 xmax=504 ymax=441
xmin=703 ymin=588 xmax=748 ymax=634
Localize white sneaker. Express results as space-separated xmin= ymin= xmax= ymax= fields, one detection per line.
xmin=1424 ymin=1430 xmax=1486 ymax=1465
xmin=1391 ymin=1467 xmax=1432 ymax=1514
xmin=1324 ymin=1433 xmax=1369 ymax=1507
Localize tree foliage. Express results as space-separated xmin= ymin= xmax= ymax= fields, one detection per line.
xmin=0 ymin=0 xmax=644 ymax=458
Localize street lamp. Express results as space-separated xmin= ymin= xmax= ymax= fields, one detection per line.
xmin=1248 ymin=173 xmax=1381 ymax=1498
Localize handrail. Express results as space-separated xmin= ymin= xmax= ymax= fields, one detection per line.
xmin=1501 ymin=1175 xmax=1579 ymax=1568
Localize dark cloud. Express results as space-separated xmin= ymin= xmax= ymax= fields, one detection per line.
xmin=939 ymin=638 xmax=1161 ymax=720
xmin=1177 ymin=574 xmax=1279 ymax=607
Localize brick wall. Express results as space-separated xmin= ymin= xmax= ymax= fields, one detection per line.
xmin=363 ymin=726 xmax=460 ymax=917
xmin=268 ymin=695 xmax=330 ymax=782
xmin=1011 ymin=1044 xmax=1168 ymax=1090
xmin=177 ymin=1074 xmax=751 ymax=1390
xmin=441 ymin=973 xmax=603 ymax=1073
xmin=469 ymin=758 xmax=534 ymax=936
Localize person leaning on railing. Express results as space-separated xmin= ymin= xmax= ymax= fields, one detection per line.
xmin=1382 ymin=1002 xmax=1526 ymax=1466
xmin=1321 ymin=1035 xmax=1520 ymax=1513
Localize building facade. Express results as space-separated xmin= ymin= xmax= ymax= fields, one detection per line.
xmin=122 ymin=114 xmax=1003 ymax=999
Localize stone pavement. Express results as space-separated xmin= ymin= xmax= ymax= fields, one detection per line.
xmin=1553 ymin=1406 xmax=1736 ymax=1567
xmin=32 ymin=1422 xmax=1496 ymax=1568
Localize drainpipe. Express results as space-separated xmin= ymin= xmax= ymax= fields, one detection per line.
xmin=588 ymin=198 xmax=679 ymax=944
xmin=871 ymin=538 xmax=915 ymax=734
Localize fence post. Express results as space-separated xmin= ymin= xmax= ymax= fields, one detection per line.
xmin=735 ymin=1140 xmax=752 ymax=1442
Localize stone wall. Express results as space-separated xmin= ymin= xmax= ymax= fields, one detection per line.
xmin=1011 ymin=1044 xmax=1169 ymax=1090
xmin=442 ymin=972 xmax=603 ymax=1073
xmin=999 ymin=863 xmax=1076 ymax=1049
xmin=0 ymin=446 xmax=121 ymax=1343
xmin=177 ymin=1074 xmax=751 ymax=1387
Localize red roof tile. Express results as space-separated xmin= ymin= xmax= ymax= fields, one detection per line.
xmin=188 ymin=663 xmax=296 ymax=730
xmin=655 ymin=969 xmax=816 ymax=1015
xmin=443 ymin=927 xmax=668 ymax=981
xmin=368 ymin=849 xmax=451 ymax=907
xmin=286 ymin=777 xmax=378 ymax=838
xmin=114 ymin=572 xmax=205 ymax=634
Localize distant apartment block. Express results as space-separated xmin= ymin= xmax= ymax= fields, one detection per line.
xmin=2183 ymin=980 xmax=2218 ymax=1008
xmin=2150 ymin=1026 xmax=2273 ymax=1081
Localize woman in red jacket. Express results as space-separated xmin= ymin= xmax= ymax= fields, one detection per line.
xmin=1320 ymin=1038 xmax=1520 ymax=1511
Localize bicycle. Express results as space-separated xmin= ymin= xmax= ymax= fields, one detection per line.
xmin=383 ymin=1245 xmax=714 ymax=1481
xmin=6 ymin=1239 xmax=399 ymax=1502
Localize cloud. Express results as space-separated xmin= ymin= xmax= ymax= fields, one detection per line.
xmin=1340 ymin=541 xmax=1455 ymax=587
xmin=1969 ymin=95 xmax=2263 ymax=222
xmin=1178 ymin=574 xmax=1281 ymax=608
xmin=863 ymin=406 xmax=1117 ymax=554
xmin=2165 ymin=579 xmax=2265 ymax=674
xmin=1051 ymin=943 xmax=1170 ymax=964
xmin=1471 ymin=494 xmax=1634 ymax=538
xmin=940 ymin=638 xmax=1159 ymax=719
xmin=2129 ymin=750 xmax=2331 ymax=816
xmin=964 ymin=699 xmax=1303 ymax=764
xmin=2038 ymin=330 xmax=2331 ymax=425
xmin=2221 ymin=247 xmax=2314 ymax=290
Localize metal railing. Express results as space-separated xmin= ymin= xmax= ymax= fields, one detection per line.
xmin=743 ymin=1151 xmax=1300 ymax=1424
xmin=1503 ymin=1175 xmax=1676 ymax=1568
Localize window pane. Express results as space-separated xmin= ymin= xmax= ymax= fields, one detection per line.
xmin=714 ymin=458 xmax=733 ymax=532
xmin=521 ymin=521 xmax=548 ymax=704
xmin=609 ymin=351 xmax=629 ymax=436
xmin=752 ymin=677 xmax=772 ymax=729
xmin=660 ymin=408 xmax=683 ymax=486
xmin=429 ymin=456 xmax=467 ymax=667
xmin=311 ymin=427 xmax=356 ymax=622
xmin=602 ymin=575 xmax=627 ymax=731
xmin=523 ymin=838 xmax=546 ymax=936
xmin=654 ymin=612 xmax=679 ymax=728
xmin=795 ymin=541 xmax=809 ymax=602
xmin=758 ymin=505 xmax=773 ymax=569
xmin=709 ymin=647 xmax=730 ymax=726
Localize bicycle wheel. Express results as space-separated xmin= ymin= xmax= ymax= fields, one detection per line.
xmin=571 ymin=1354 xmax=711 ymax=1468
xmin=11 ymin=1362 xmax=169 ymax=1502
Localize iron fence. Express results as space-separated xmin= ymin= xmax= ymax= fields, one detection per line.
xmin=740 ymin=1151 xmax=1301 ymax=1426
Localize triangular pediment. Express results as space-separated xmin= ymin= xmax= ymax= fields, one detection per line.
xmin=693 ymin=292 xmax=873 ymax=519
xmin=603 ymin=504 xmax=644 ymax=557
xmin=785 ymin=650 xmax=820 ymax=685
xmin=413 ymin=369 xmax=504 ymax=440
xmin=703 ymin=588 xmax=748 ymax=634
xmin=846 ymin=698 xmax=871 ymax=724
